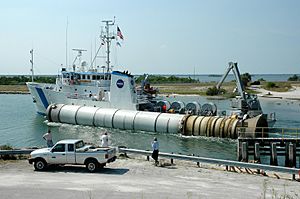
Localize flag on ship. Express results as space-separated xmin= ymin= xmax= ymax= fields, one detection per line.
xmin=117 ymin=26 xmax=124 ymax=40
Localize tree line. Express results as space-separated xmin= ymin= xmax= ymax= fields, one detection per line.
xmin=0 ymin=76 xmax=56 ymax=85
xmin=135 ymin=75 xmax=198 ymax=84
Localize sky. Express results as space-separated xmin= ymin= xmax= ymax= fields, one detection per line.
xmin=0 ymin=0 xmax=299 ymax=75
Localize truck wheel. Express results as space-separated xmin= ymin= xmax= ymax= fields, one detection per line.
xmin=34 ymin=159 xmax=47 ymax=171
xmin=86 ymin=160 xmax=98 ymax=173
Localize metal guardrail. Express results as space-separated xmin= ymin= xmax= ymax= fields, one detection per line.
xmin=1 ymin=148 xmax=299 ymax=179
xmin=0 ymin=149 xmax=34 ymax=155
xmin=119 ymin=148 xmax=300 ymax=179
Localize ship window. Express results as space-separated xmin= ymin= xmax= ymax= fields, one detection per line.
xmin=108 ymin=75 xmax=111 ymax=80
xmin=82 ymin=75 xmax=85 ymax=79
xmin=87 ymin=75 xmax=90 ymax=80
xmin=97 ymin=75 xmax=100 ymax=80
xmin=92 ymin=75 xmax=96 ymax=80
xmin=100 ymin=75 xmax=104 ymax=80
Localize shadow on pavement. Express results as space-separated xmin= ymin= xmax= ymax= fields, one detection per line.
xmin=43 ymin=165 xmax=129 ymax=175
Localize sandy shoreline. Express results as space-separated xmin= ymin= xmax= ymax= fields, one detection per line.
xmin=253 ymin=86 xmax=300 ymax=100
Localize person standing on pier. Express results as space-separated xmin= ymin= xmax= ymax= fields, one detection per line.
xmin=151 ymin=137 xmax=159 ymax=166
xmin=43 ymin=129 xmax=53 ymax=148
xmin=101 ymin=131 xmax=109 ymax=147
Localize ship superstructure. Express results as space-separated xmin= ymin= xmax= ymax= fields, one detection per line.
xmin=27 ymin=19 xmax=153 ymax=115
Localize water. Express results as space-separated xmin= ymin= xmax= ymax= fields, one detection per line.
xmin=0 ymin=94 xmax=300 ymax=161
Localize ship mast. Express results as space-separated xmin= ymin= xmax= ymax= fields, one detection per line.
xmin=30 ymin=49 xmax=34 ymax=82
xmin=101 ymin=18 xmax=115 ymax=73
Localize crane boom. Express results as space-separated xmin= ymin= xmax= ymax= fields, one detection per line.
xmin=216 ymin=62 xmax=246 ymax=100
xmin=216 ymin=62 xmax=262 ymax=117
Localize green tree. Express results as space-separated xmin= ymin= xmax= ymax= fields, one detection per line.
xmin=241 ymin=73 xmax=251 ymax=87
xmin=288 ymin=74 xmax=299 ymax=81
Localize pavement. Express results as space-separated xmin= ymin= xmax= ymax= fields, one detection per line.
xmin=0 ymin=157 xmax=299 ymax=199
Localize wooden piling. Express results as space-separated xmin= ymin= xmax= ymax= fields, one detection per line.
xmin=288 ymin=143 xmax=296 ymax=167
xmin=254 ymin=142 xmax=261 ymax=163
xmin=270 ymin=143 xmax=278 ymax=166
xmin=285 ymin=142 xmax=290 ymax=167
xmin=237 ymin=140 xmax=242 ymax=161
xmin=242 ymin=142 xmax=248 ymax=162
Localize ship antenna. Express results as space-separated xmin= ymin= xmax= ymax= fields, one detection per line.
xmin=65 ymin=17 xmax=69 ymax=68
xmin=30 ymin=49 xmax=34 ymax=82
xmin=101 ymin=18 xmax=115 ymax=73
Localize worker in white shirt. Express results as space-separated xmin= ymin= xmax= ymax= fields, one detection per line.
xmin=101 ymin=131 xmax=109 ymax=147
xmin=151 ymin=137 xmax=159 ymax=166
xmin=43 ymin=129 xmax=53 ymax=148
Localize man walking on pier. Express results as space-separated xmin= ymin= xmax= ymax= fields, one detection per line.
xmin=43 ymin=129 xmax=53 ymax=148
xmin=151 ymin=137 xmax=159 ymax=166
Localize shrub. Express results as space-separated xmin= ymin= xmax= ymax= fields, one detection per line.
xmin=266 ymin=82 xmax=276 ymax=88
xmin=288 ymin=74 xmax=299 ymax=81
xmin=241 ymin=73 xmax=252 ymax=87
xmin=250 ymin=80 xmax=260 ymax=85
xmin=206 ymin=86 xmax=226 ymax=96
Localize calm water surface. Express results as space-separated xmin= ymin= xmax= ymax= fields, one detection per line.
xmin=0 ymin=94 xmax=299 ymax=161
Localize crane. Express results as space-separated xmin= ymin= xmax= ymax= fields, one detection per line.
xmin=216 ymin=62 xmax=262 ymax=117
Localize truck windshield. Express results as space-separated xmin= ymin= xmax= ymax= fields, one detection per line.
xmin=75 ymin=141 xmax=85 ymax=149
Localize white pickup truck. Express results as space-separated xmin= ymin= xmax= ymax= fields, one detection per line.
xmin=28 ymin=139 xmax=117 ymax=172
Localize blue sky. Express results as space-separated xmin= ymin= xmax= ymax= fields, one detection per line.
xmin=0 ymin=0 xmax=299 ymax=75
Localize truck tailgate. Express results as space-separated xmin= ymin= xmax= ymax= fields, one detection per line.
xmin=105 ymin=147 xmax=117 ymax=160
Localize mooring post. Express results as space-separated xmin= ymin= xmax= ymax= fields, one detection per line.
xmin=242 ymin=142 xmax=248 ymax=162
xmin=171 ymin=152 xmax=174 ymax=164
xmin=147 ymin=155 xmax=149 ymax=161
xmin=270 ymin=142 xmax=278 ymax=166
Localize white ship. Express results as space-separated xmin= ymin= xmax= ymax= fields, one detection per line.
xmin=27 ymin=19 xmax=156 ymax=115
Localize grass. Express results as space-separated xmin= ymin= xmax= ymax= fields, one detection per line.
xmin=155 ymin=82 xmax=236 ymax=96
xmin=0 ymin=85 xmax=29 ymax=93
xmin=261 ymin=81 xmax=292 ymax=92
